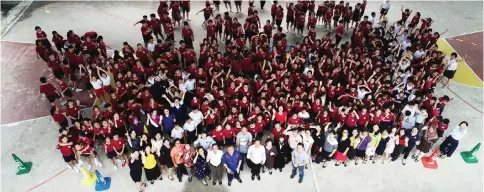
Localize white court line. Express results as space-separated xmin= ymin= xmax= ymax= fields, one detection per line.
xmin=1 ymin=116 xmax=51 ymax=127
xmin=442 ymin=30 xmax=484 ymax=39
xmin=309 ymin=160 xmax=321 ymax=192
xmin=0 ymin=0 xmax=34 ymax=38
xmin=441 ymin=38 xmax=483 ymax=88
xmin=0 ymin=40 xmax=35 ymax=44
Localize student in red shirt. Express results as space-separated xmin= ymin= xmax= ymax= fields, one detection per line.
xmin=58 ymin=135 xmax=80 ymax=173
xmin=40 ymin=77 xmax=61 ymax=105
xmin=196 ymin=4 xmax=214 ymax=28
xmin=149 ymin=13 xmax=164 ymax=41
xmin=104 ymin=137 xmax=120 ymax=170
xmin=74 ymin=142 xmax=102 ymax=171
xmin=35 ymin=26 xmax=51 ymax=48
xmin=112 ymin=133 xmax=128 ymax=167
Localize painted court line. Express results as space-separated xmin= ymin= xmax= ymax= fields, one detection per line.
xmin=309 ymin=160 xmax=321 ymax=192
xmin=443 ymin=30 xmax=484 ymax=39
xmin=26 ymin=168 xmax=68 ymax=192
xmin=0 ymin=0 xmax=34 ymax=38
xmin=442 ymin=39 xmax=483 ymax=83
xmin=1 ymin=116 xmax=50 ymax=127
xmin=446 ymin=87 xmax=483 ymax=114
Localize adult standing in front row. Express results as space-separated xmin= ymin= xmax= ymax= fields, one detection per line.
xmin=439 ymin=121 xmax=468 ymax=158
xmin=290 ymin=143 xmax=310 ymax=184
xmin=222 ymin=145 xmax=243 ymax=186
xmin=207 ymin=144 xmax=224 ymax=185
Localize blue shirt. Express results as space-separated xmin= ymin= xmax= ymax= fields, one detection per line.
xmin=221 ymin=151 xmax=242 ymax=172
xmin=162 ymin=114 xmax=176 ymax=133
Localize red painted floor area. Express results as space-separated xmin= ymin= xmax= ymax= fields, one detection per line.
xmin=0 ymin=41 xmax=93 ymax=125
xmin=446 ymin=31 xmax=483 ymax=81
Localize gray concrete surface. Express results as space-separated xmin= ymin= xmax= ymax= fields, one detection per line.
xmin=1 ymin=1 xmax=483 ymax=192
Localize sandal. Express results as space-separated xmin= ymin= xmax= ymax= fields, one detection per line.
xmin=168 ymin=176 xmax=174 ymax=181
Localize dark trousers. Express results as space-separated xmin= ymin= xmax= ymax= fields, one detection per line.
xmin=248 ymin=160 xmax=261 ymax=176
xmin=391 ymin=144 xmax=406 ymax=161
xmin=335 ymin=35 xmax=342 ymax=47
xmin=175 ymin=163 xmax=188 ymax=179
xmin=403 ymin=145 xmax=415 ymax=159
xmin=260 ymin=0 xmax=266 ymax=9
xmin=240 ymin=153 xmax=247 ymax=170
xmin=186 ymin=130 xmax=196 ymax=144
xmin=210 ymin=164 xmax=224 ymax=181
xmin=227 ymin=170 xmax=240 ymax=182
xmin=440 ymin=136 xmax=459 ymax=157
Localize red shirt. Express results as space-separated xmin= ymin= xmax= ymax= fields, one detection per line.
xmin=336 ymin=25 xmax=344 ymax=36
xmin=66 ymin=106 xmax=80 ymax=118
xmin=274 ymin=112 xmax=287 ymax=123
xmin=182 ymin=28 xmax=194 ymax=39
xmin=357 ymin=112 xmax=370 ymax=126
xmin=58 ymin=144 xmax=73 ymax=156
xmin=141 ymin=25 xmax=152 ymax=36
xmin=40 ymin=83 xmax=57 ymax=96
xmin=58 ymin=80 xmax=69 ymax=91
xmin=287 ymin=117 xmax=302 ymax=125
xmin=104 ymin=143 xmax=115 ymax=152
xmin=271 ymin=128 xmax=285 ymax=140
xmin=222 ymin=129 xmax=235 ymax=139
xmin=211 ymin=129 xmax=225 ymax=142
xmin=111 ymin=138 xmax=125 ymax=150
xmin=36 ymin=31 xmax=47 ymax=39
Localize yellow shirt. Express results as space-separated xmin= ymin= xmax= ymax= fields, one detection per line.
xmin=350 ymin=136 xmax=360 ymax=148
xmin=369 ymin=133 xmax=382 ymax=147
xmin=144 ymin=154 xmax=157 ymax=169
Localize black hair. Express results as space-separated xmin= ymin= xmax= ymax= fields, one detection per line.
xmin=40 ymin=77 xmax=47 ymax=83
xmin=459 ymin=121 xmax=468 ymax=127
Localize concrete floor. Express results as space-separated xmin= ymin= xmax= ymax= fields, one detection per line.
xmin=1 ymin=1 xmax=483 ymax=192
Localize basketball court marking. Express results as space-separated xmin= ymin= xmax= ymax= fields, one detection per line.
xmin=0 ymin=0 xmax=34 ymax=38
xmin=437 ymin=39 xmax=483 ymax=88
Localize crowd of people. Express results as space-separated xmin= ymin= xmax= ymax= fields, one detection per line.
xmin=35 ymin=0 xmax=470 ymax=191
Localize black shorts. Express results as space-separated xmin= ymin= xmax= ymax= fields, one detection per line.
xmin=356 ymin=149 xmax=366 ymax=158
xmin=84 ymin=82 xmax=93 ymax=90
xmin=443 ymin=70 xmax=456 ymax=79
xmin=216 ymin=26 xmax=223 ymax=33
xmin=333 ymin=16 xmax=340 ymax=22
xmin=344 ymin=17 xmax=351 ymax=23
xmin=183 ymin=6 xmax=190 ymax=12
xmin=275 ymin=19 xmax=282 ymax=26
xmin=204 ymin=14 xmax=210 ymax=21
xmin=286 ymin=16 xmax=295 ymax=23
xmin=223 ymin=0 xmax=231 ymax=4
xmin=297 ymin=24 xmax=304 ymax=30
xmin=55 ymin=44 xmax=63 ymax=52
xmin=81 ymin=153 xmax=91 ymax=158
xmin=63 ymin=89 xmax=73 ymax=98
xmin=234 ymin=1 xmax=241 ymax=5
xmin=380 ymin=8 xmax=388 ymax=15
xmin=107 ymin=150 xmax=117 ymax=159
xmin=53 ymin=69 xmax=64 ymax=79
xmin=63 ymin=154 xmax=76 ymax=162
xmin=46 ymin=93 xmax=61 ymax=103
xmin=142 ymin=35 xmax=152 ymax=44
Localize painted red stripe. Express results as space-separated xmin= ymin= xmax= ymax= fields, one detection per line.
xmin=26 ymin=168 xmax=67 ymax=192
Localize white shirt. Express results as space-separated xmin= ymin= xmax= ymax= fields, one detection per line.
xmin=415 ymin=110 xmax=428 ymax=123
xmin=247 ymin=145 xmax=266 ymax=164
xmin=303 ymin=67 xmax=314 ymax=76
xmin=171 ymin=127 xmax=184 ymax=139
xmin=100 ymin=76 xmax=111 ymax=86
xmin=446 ymin=57 xmax=458 ymax=71
xmin=382 ymin=1 xmax=391 ymax=9
xmin=448 ymin=126 xmax=467 ymax=140
xmin=183 ymin=121 xmax=197 ymax=132
xmin=401 ymin=41 xmax=412 ymax=51
xmin=90 ymin=79 xmax=103 ymax=89
xmin=414 ymin=50 xmax=425 ymax=60
xmin=207 ymin=149 xmax=223 ymax=166
xmin=147 ymin=42 xmax=155 ymax=52
xmin=357 ymin=89 xmax=369 ymax=99
xmin=189 ymin=111 xmax=204 ymax=126
xmin=298 ymin=111 xmax=310 ymax=119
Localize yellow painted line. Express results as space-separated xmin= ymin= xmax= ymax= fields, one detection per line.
xmin=437 ymin=39 xmax=483 ymax=88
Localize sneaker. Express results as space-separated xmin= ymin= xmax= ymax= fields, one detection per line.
xmin=237 ymin=178 xmax=242 ymax=183
xmin=122 ymin=160 xmax=127 ymax=167
xmin=158 ymin=176 xmax=163 ymax=180
xmin=251 ymin=175 xmax=255 ymax=180
xmin=116 ymin=159 xmax=122 ymax=164
xmin=114 ymin=165 xmax=118 ymax=171
xmin=87 ymin=164 xmax=92 ymax=171
xmin=94 ymin=159 xmax=99 ymax=167
xmin=75 ymin=88 xmax=83 ymax=92
xmin=256 ymin=175 xmax=260 ymax=181
xmin=213 ymin=180 xmax=217 ymax=185
xmin=89 ymin=94 xmax=94 ymax=98
xmin=290 ymin=174 xmax=295 ymax=179
xmin=66 ymin=164 xmax=72 ymax=169
xmin=298 ymin=178 xmax=303 ymax=183
xmin=78 ymin=159 xmax=84 ymax=165
xmin=74 ymin=167 xmax=80 ymax=173
xmin=402 ymin=159 xmax=407 ymax=166
xmin=178 ymin=178 xmax=182 ymax=182
xmin=218 ymin=181 xmax=222 ymax=185
xmin=228 ymin=182 xmax=232 ymax=186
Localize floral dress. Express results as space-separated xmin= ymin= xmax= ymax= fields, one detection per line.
xmin=194 ymin=155 xmax=211 ymax=180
